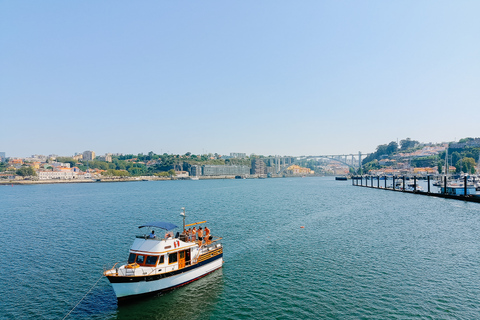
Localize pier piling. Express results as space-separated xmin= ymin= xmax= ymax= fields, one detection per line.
xmin=351 ymin=175 xmax=480 ymax=203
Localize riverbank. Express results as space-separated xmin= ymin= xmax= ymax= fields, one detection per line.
xmin=0 ymin=174 xmax=326 ymax=185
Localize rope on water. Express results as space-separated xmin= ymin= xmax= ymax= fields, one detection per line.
xmin=62 ymin=273 xmax=104 ymax=320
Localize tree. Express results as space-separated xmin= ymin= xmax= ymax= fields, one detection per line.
xmin=386 ymin=141 xmax=398 ymax=155
xmin=451 ymin=152 xmax=461 ymax=167
xmin=364 ymin=160 xmax=380 ymax=173
xmin=400 ymin=138 xmax=419 ymax=150
xmin=458 ymin=157 xmax=476 ymax=174
xmin=103 ymin=169 xmax=130 ymax=177
xmin=458 ymin=137 xmax=474 ymax=143
xmin=376 ymin=144 xmax=388 ymax=156
xmin=437 ymin=163 xmax=443 ymax=174
xmin=128 ymin=167 xmax=145 ymax=176
xmin=16 ymin=166 xmax=37 ymax=177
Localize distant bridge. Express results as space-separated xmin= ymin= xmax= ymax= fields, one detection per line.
xmin=266 ymin=152 xmax=371 ymax=174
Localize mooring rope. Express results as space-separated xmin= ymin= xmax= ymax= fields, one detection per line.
xmin=62 ymin=273 xmax=104 ymax=320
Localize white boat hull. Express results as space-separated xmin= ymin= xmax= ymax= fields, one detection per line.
xmin=110 ymin=256 xmax=223 ymax=299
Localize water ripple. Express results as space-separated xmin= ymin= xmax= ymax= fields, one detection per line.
xmin=1 ymin=178 xmax=480 ymax=319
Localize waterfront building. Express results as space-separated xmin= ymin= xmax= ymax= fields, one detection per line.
xmin=230 ymin=153 xmax=247 ymax=159
xmin=190 ymin=165 xmax=200 ymax=177
xmin=24 ymin=155 xmax=47 ymax=162
xmin=8 ymin=158 xmax=24 ymax=169
xmin=83 ymin=151 xmax=95 ymax=161
xmin=201 ymin=165 xmax=250 ymax=176
xmin=30 ymin=162 xmax=41 ymax=170
xmin=413 ymin=167 xmax=438 ymax=175
xmin=286 ymin=165 xmax=314 ymax=175
xmin=37 ymin=167 xmax=77 ymax=180
xmin=49 ymin=162 xmax=71 ymax=169
xmin=266 ymin=166 xmax=276 ymax=175
xmin=97 ymin=154 xmax=112 ymax=162
xmin=175 ymin=171 xmax=189 ymax=178
xmin=251 ymin=158 xmax=266 ymax=175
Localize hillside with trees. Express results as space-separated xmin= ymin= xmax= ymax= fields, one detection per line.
xmin=57 ymin=152 xmax=253 ymax=177
xmin=362 ymin=137 xmax=479 ymax=174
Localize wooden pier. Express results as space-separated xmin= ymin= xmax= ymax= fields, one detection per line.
xmin=352 ymin=175 xmax=480 ymax=203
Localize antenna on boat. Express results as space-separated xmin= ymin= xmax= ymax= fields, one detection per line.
xmin=180 ymin=207 xmax=186 ymax=231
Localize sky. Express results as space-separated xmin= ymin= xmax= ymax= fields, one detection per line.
xmin=1 ymin=1 xmax=479 ymax=158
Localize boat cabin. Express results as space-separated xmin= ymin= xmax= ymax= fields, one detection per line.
xmin=441 ymin=185 xmax=476 ymax=196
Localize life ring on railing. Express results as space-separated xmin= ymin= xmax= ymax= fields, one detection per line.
xmin=125 ymin=263 xmax=139 ymax=269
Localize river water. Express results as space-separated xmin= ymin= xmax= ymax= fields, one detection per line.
xmin=1 ymin=177 xmax=480 ymax=319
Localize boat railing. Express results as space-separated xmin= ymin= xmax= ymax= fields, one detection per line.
xmin=193 ymin=236 xmax=223 ymax=246
xmin=192 ymin=239 xmax=222 ymax=264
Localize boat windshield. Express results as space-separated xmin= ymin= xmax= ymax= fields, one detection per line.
xmin=127 ymin=253 xmax=164 ymax=266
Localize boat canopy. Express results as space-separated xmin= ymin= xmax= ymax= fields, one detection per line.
xmin=138 ymin=221 xmax=178 ymax=231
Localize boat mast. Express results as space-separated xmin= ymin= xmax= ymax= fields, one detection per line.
xmin=445 ymin=146 xmax=448 ymax=178
xmin=181 ymin=207 xmax=186 ymax=231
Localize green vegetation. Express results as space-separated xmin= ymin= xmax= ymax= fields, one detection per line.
xmin=16 ymin=166 xmax=37 ymax=177
xmin=54 ymin=152 xmax=254 ymax=177
xmin=362 ymin=141 xmax=398 ymax=165
xmin=363 ymin=160 xmax=381 ymax=173
xmin=102 ymin=169 xmax=130 ymax=177
xmin=457 ymin=157 xmax=476 ymax=174
xmin=399 ymin=138 xmax=419 ymax=151
xmin=362 ymin=137 xmax=479 ymax=174
xmin=410 ymin=156 xmax=438 ymax=168
xmin=154 ymin=169 xmax=176 ymax=177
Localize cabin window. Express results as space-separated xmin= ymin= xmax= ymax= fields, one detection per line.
xmin=158 ymin=255 xmax=165 ymax=265
xmin=128 ymin=253 xmax=136 ymax=264
xmin=136 ymin=255 xmax=145 ymax=264
xmin=169 ymin=252 xmax=178 ymax=264
xmin=145 ymin=256 xmax=158 ymax=266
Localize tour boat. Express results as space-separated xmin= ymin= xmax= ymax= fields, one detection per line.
xmin=104 ymin=209 xmax=223 ymax=301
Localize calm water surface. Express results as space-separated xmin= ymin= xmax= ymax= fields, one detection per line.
xmin=1 ymin=177 xmax=480 ymax=319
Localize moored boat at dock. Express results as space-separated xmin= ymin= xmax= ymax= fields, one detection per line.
xmin=104 ymin=208 xmax=223 ymax=301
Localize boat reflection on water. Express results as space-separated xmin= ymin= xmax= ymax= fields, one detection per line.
xmin=114 ymin=268 xmax=224 ymax=320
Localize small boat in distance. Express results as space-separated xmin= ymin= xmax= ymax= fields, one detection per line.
xmin=104 ymin=208 xmax=223 ymax=301
xmin=335 ymin=176 xmax=348 ymax=181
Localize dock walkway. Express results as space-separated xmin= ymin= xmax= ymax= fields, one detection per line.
xmin=352 ymin=175 xmax=480 ymax=203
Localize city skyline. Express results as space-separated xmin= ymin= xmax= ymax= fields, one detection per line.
xmin=1 ymin=1 xmax=479 ymax=158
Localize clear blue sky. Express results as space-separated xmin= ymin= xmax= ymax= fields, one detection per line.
xmin=1 ymin=1 xmax=479 ymax=158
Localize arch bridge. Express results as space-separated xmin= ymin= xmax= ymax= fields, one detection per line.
xmin=271 ymin=152 xmax=370 ymax=174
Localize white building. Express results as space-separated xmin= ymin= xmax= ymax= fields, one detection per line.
xmin=37 ymin=168 xmax=77 ymax=180
xmin=83 ymin=151 xmax=96 ymax=161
